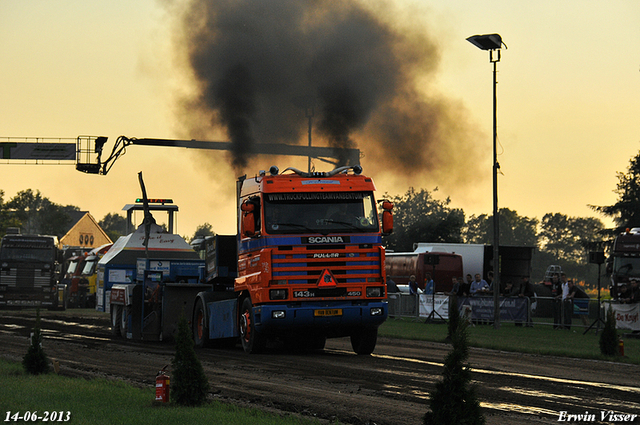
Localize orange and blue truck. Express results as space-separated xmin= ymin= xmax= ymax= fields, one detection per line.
xmin=106 ymin=165 xmax=392 ymax=354
xmin=227 ymin=164 xmax=392 ymax=354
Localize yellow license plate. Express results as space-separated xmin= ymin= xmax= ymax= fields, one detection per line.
xmin=314 ymin=308 xmax=343 ymax=317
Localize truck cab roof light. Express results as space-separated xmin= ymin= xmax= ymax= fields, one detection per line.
xmin=135 ymin=198 xmax=173 ymax=204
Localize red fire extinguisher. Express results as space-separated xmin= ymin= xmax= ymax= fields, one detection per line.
xmin=155 ymin=366 xmax=170 ymax=403
xmin=618 ymin=337 xmax=625 ymax=357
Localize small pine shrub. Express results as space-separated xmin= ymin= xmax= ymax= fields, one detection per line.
xmin=22 ymin=309 xmax=50 ymax=375
xmin=599 ymin=306 xmax=618 ymax=356
xmin=424 ymin=318 xmax=485 ymax=425
xmin=447 ymin=295 xmax=460 ymax=342
xmin=171 ymin=315 xmax=209 ymax=406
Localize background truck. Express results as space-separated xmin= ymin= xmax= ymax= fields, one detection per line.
xmin=385 ymin=252 xmax=463 ymax=293
xmin=104 ymin=165 xmax=392 ymax=355
xmin=60 ymin=243 xmax=113 ymax=308
xmin=607 ymin=228 xmax=640 ymax=299
xmin=60 ymin=251 xmax=87 ymax=307
xmin=412 ymin=243 xmax=534 ymax=293
xmin=96 ymin=219 xmax=203 ymax=314
xmin=0 ymin=231 xmax=65 ymax=309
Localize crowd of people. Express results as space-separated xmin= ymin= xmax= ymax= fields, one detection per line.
xmin=385 ymin=266 xmax=640 ymax=331
xmin=616 ymin=278 xmax=640 ymax=304
xmin=445 ymin=272 xmax=536 ymax=300
xmin=547 ymin=272 xmax=591 ymax=329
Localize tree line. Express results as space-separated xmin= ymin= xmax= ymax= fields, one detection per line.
xmin=382 ymin=187 xmax=605 ymax=285
xmin=383 ymin=148 xmax=640 ymax=286
xmin=0 ymin=189 xmax=125 ymax=242
xmin=2 ymin=149 xmax=639 ymax=286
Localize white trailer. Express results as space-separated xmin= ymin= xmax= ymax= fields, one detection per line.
xmin=413 ymin=243 xmax=488 ymax=281
xmin=413 ymin=242 xmax=534 ymax=290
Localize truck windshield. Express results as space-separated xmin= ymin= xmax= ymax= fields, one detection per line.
xmin=0 ymin=247 xmax=55 ymax=263
xmin=264 ymin=191 xmax=379 ymax=235
xmin=81 ymin=257 xmax=97 ymax=276
xmin=66 ymin=260 xmax=79 ymax=275
xmin=612 ymin=257 xmax=640 ymax=278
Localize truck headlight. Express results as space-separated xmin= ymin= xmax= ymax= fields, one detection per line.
xmin=366 ymin=287 xmax=382 ymax=297
xmin=272 ymin=310 xmax=286 ymax=319
xmin=269 ymin=289 xmax=288 ymax=300
xmin=370 ymin=307 xmax=384 ymax=316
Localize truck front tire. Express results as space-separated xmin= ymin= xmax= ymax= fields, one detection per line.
xmin=350 ymin=327 xmax=378 ymax=355
xmin=193 ymin=298 xmax=210 ymax=348
xmin=239 ymin=297 xmax=265 ymax=354
xmin=111 ymin=305 xmax=122 ymax=336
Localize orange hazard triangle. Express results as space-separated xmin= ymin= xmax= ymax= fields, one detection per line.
xmin=317 ymin=269 xmax=337 ymax=287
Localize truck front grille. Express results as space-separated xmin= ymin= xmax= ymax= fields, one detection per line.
xmin=272 ymin=246 xmax=381 ymax=284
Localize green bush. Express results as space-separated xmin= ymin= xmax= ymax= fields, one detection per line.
xmin=22 ymin=309 xmax=50 ymax=375
xmin=171 ymin=315 xmax=209 ymax=406
xmin=424 ymin=317 xmax=485 ymax=425
xmin=599 ymin=306 xmax=618 ymax=357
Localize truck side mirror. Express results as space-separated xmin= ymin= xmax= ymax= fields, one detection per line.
xmin=381 ymin=201 xmax=393 ymax=235
xmin=241 ymin=201 xmax=256 ymax=237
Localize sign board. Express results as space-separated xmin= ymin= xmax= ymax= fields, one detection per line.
xmin=0 ymin=141 xmax=76 ymax=160
xmin=419 ymin=295 xmax=528 ymax=321
xmin=610 ymin=303 xmax=640 ymax=331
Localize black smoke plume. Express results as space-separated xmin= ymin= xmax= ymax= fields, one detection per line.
xmin=172 ymin=0 xmax=484 ymax=186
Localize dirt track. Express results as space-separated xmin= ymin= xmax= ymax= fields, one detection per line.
xmin=1 ymin=310 xmax=639 ymax=424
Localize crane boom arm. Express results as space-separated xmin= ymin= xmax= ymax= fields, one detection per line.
xmin=76 ymin=136 xmax=360 ymax=175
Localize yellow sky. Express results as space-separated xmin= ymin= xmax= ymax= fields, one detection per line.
xmin=1 ymin=0 xmax=639 ymax=237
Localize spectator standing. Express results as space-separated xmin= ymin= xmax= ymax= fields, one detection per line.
xmin=561 ymin=273 xmax=572 ymax=330
xmin=386 ymin=278 xmax=399 ymax=294
xmin=446 ymin=277 xmax=460 ymax=296
xmin=618 ymin=284 xmax=631 ymax=304
xmin=629 ymin=279 xmax=640 ymax=303
xmin=502 ymin=281 xmax=519 ymax=297
xmin=408 ymin=275 xmax=419 ymax=295
xmin=424 ymin=273 xmax=434 ymax=295
xmin=568 ymin=280 xmax=589 ymax=326
xmin=470 ymin=273 xmax=489 ymax=296
xmin=519 ymin=276 xmax=534 ymax=298
xmin=465 ymin=274 xmax=474 ymax=290
xmin=519 ymin=276 xmax=534 ymax=327
xmin=486 ymin=271 xmax=494 ymax=294
xmin=458 ymin=276 xmax=470 ymax=297
xmin=551 ymin=273 xmax=562 ymax=329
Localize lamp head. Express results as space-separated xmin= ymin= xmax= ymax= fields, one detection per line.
xmin=466 ymin=33 xmax=503 ymax=50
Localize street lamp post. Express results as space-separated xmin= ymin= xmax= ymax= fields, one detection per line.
xmin=467 ymin=33 xmax=505 ymax=330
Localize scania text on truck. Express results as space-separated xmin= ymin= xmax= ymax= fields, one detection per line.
xmin=0 ymin=232 xmax=64 ymax=309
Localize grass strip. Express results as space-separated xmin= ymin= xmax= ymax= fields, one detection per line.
xmin=0 ymin=359 xmax=323 ymax=425
xmin=379 ymin=317 xmax=640 ymax=364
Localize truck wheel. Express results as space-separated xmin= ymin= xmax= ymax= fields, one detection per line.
xmin=308 ymin=335 xmax=327 ymax=351
xmin=120 ymin=306 xmax=128 ymax=338
xmin=350 ymin=327 xmax=378 ymax=355
xmin=193 ymin=298 xmax=210 ymax=348
xmin=239 ymin=297 xmax=265 ymax=354
xmin=111 ymin=305 xmax=122 ymax=336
